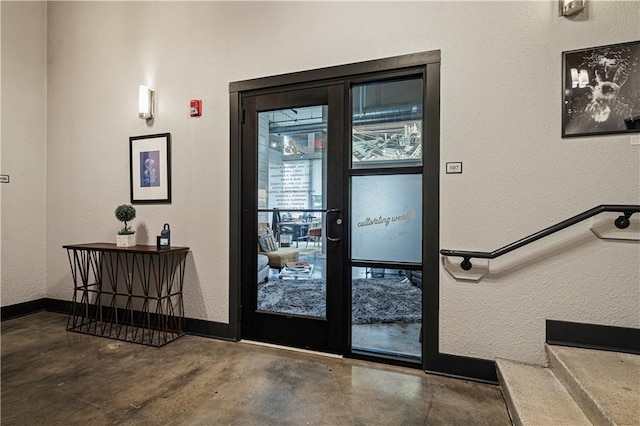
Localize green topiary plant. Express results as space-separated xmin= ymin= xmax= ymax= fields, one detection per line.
xmin=115 ymin=204 xmax=136 ymax=235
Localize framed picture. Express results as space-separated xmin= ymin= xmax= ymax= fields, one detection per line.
xmin=562 ymin=40 xmax=640 ymax=138
xmin=130 ymin=133 xmax=171 ymax=204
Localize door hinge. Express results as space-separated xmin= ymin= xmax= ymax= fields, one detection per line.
xmin=241 ymin=109 xmax=246 ymax=125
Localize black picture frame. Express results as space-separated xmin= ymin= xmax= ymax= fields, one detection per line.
xmin=562 ymin=40 xmax=640 ymax=138
xmin=129 ymin=133 xmax=171 ymax=204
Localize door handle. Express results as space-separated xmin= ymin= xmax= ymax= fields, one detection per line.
xmin=326 ymin=208 xmax=342 ymax=242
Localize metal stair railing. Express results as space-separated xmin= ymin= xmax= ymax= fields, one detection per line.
xmin=440 ymin=204 xmax=640 ymax=271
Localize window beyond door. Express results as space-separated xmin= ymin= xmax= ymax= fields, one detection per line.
xmin=352 ymin=78 xmax=423 ymax=169
xmin=350 ymin=77 xmax=424 ymax=361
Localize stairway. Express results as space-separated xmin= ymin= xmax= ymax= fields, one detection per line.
xmin=497 ymin=345 xmax=640 ymax=425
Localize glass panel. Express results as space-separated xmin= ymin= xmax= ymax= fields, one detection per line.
xmin=351 ymin=267 xmax=422 ymax=359
xmin=352 ymin=78 xmax=423 ymax=168
xmin=351 ymin=174 xmax=422 ymax=263
xmin=256 ymin=106 xmax=327 ymax=319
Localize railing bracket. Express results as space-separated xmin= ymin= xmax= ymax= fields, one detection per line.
xmin=615 ymin=212 xmax=634 ymax=230
xmin=461 ymin=258 xmax=472 ymax=271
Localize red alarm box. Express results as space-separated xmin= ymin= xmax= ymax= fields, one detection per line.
xmin=190 ymin=99 xmax=202 ymax=117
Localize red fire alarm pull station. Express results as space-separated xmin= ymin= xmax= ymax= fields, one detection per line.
xmin=190 ymin=99 xmax=202 ymax=117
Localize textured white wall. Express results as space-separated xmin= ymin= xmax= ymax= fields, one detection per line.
xmin=1 ymin=2 xmax=3 ymax=298
xmin=43 ymin=1 xmax=639 ymax=364
xmin=1 ymin=1 xmax=47 ymax=306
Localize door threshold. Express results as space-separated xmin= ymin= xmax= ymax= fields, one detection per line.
xmin=240 ymin=339 xmax=343 ymax=359
xmin=349 ymin=347 xmax=421 ymax=369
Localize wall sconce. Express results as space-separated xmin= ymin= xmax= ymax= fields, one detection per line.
xmin=138 ymin=85 xmax=155 ymax=120
xmin=561 ymin=0 xmax=585 ymax=17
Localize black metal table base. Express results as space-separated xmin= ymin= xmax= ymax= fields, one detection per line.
xmin=64 ymin=243 xmax=189 ymax=347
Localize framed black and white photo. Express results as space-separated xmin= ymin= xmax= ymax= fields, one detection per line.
xmin=562 ymin=40 xmax=640 ymax=138
xmin=130 ymin=133 xmax=171 ymax=204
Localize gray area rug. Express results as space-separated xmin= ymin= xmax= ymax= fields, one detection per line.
xmin=257 ymin=277 xmax=422 ymax=324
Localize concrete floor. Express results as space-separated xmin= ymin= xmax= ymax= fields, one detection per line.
xmin=1 ymin=312 xmax=510 ymax=425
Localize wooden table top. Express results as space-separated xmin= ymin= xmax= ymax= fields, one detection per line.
xmin=63 ymin=243 xmax=189 ymax=254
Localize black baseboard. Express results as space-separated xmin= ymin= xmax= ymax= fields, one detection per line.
xmin=432 ymin=353 xmax=498 ymax=385
xmin=547 ymin=319 xmax=640 ymax=355
xmin=2 ymin=298 xmax=233 ymax=340
xmin=1 ymin=299 xmax=47 ymax=320
xmin=44 ymin=298 xmax=72 ymax=314
xmin=184 ymin=317 xmax=234 ymax=340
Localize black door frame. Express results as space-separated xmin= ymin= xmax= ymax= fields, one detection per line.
xmin=229 ymin=50 xmax=441 ymax=372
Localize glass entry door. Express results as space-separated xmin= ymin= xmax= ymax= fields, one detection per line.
xmin=232 ymin=51 xmax=440 ymax=370
xmin=240 ymin=86 xmax=345 ymax=353
xmin=237 ymin=71 xmax=431 ymax=365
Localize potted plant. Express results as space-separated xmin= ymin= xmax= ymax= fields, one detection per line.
xmin=115 ymin=204 xmax=137 ymax=247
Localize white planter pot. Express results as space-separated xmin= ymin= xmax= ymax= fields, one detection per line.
xmin=116 ymin=233 xmax=136 ymax=247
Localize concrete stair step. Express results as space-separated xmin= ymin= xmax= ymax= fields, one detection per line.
xmin=496 ymin=358 xmax=591 ymax=426
xmin=547 ymin=344 xmax=640 ymax=426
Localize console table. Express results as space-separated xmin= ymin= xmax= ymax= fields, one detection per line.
xmin=63 ymin=243 xmax=190 ymax=346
